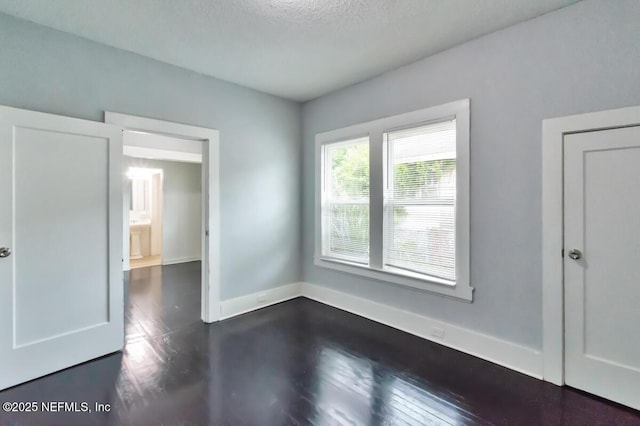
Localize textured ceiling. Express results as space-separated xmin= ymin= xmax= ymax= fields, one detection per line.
xmin=0 ymin=0 xmax=579 ymax=101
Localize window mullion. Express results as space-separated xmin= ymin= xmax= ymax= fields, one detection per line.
xmin=369 ymin=128 xmax=384 ymax=268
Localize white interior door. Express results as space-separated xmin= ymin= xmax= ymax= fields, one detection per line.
xmin=0 ymin=106 xmax=123 ymax=390
xmin=564 ymin=125 xmax=640 ymax=410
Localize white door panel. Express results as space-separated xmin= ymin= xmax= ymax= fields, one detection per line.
xmin=0 ymin=106 xmax=123 ymax=390
xmin=564 ymin=126 xmax=640 ymax=410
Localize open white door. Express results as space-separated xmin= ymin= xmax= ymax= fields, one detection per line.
xmin=0 ymin=106 xmax=123 ymax=390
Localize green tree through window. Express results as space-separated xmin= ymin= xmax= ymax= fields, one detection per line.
xmin=327 ymin=143 xmax=369 ymax=260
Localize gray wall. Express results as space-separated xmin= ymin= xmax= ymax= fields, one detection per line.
xmin=125 ymin=157 xmax=202 ymax=264
xmin=0 ymin=12 xmax=302 ymax=300
xmin=302 ymin=0 xmax=640 ymax=350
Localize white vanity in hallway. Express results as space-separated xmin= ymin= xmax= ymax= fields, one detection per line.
xmin=129 ymin=220 xmax=150 ymax=260
xmin=128 ymin=167 xmax=163 ymax=267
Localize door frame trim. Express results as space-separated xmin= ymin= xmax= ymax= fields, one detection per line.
xmin=542 ymin=105 xmax=640 ymax=385
xmin=105 ymin=112 xmax=221 ymax=323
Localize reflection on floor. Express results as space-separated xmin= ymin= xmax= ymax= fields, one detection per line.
xmin=1 ymin=261 xmax=639 ymax=425
xmin=129 ymin=254 xmax=162 ymax=270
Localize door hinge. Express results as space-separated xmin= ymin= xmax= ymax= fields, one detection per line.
xmin=561 ymin=249 xmax=564 ymax=258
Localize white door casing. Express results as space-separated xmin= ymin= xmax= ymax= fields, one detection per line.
xmin=105 ymin=112 xmax=220 ymax=323
xmin=563 ymin=126 xmax=640 ymax=410
xmin=542 ymin=105 xmax=640 ymax=386
xmin=0 ymin=105 xmax=123 ymax=390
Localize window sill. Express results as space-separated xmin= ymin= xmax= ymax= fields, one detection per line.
xmin=314 ymin=256 xmax=473 ymax=302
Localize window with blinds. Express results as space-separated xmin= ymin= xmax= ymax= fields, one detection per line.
xmin=321 ymin=137 xmax=370 ymax=264
xmin=384 ymin=120 xmax=456 ymax=281
xmin=315 ymin=99 xmax=470 ymax=300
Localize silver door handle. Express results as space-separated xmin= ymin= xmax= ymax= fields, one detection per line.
xmin=0 ymin=247 xmax=11 ymax=258
xmin=568 ymin=249 xmax=582 ymax=260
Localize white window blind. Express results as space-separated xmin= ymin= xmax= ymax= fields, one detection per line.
xmin=322 ymin=137 xmax=370 ymax=264
xmin=384 ymin=119 xmax=456 ymax=281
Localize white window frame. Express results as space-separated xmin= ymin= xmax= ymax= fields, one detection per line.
xmin=314 ymin=99 xmax=472 ymax=301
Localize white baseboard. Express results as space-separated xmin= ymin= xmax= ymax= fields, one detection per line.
xmin=220 ymin=282 xmax=302 ymax=320
xmin=301 ymin=282 xmax=543 ymax=379
xmin=162 ymin=256 xmax=201 ymax=266
xmin=217 ymin=281 xmax=543 ymax=379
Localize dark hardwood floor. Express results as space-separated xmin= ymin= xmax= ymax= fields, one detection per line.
xmin=1 ymin=261 xmax=639 ymax=425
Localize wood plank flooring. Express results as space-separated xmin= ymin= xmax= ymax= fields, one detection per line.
xmin=0 ymin=261 xmax=638 ymax=425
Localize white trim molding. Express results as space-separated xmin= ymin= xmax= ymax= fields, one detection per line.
xmin=123 ymin=129 xmax=203 ymax=163
xmin=542 ymin=105 xmax=640 ymax=385
xmin=162 ymin=256 xmax=202 ymax=266
xmin=302 ymin=283 xmax=542 ymax=379
xmin=314 ymin=99 xmax=472 ymax=302
xmin=218 ymin=282 xmax=542 ymax=379
xmin=220 ymin=283 xmax=302 ymax=320
xmin=105 ymin=111 xmax=221 ymax=323
xmin=123 ymin=145 xmax=202 ymax=164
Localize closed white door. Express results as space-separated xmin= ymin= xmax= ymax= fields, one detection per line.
xmin=0 ymin=106 xmax=123 ymax=390
xmin=564 ymin=125 xmax=640 ymax=410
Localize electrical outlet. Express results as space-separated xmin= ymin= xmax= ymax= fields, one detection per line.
xmin=257 ymin=292 xmax=267 ymax=303
xmin=430 ymin=326 xmax=445 ymax=338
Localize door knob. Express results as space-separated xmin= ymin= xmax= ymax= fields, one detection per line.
xmin=568 ymin=249 xmax=582 ymax=260
xmin=0 ymin=247 xmax=11 ymax=258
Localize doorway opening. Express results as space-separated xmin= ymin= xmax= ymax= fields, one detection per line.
xmin=124 ymin=153 xmax=204 ymax=341
xmin=122 ymin=133 xmax=204 ymax=332
xmin=106 ymin=111 xmax=220 ymax=323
